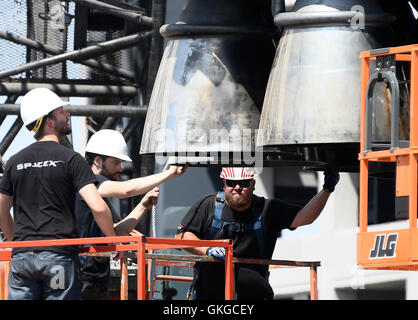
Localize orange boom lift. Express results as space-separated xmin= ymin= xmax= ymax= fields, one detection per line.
xmin=358 ymin=44 xmax=418 ymax=270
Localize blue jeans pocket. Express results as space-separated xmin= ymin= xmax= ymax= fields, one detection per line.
xmin=9 ymin=256 xmax=25 ymax=286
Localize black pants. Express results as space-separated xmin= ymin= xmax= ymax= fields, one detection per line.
xmin=81 ymin=281 xmax=109 ymax=300
xmin=194 ymin=263 xmax=273 ymax=300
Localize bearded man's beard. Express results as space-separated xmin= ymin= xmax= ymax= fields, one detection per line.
xmin=57 ymin=122 xmax=71 ymax=135
xmin=225 ymin=192 xmax=252 ymax=209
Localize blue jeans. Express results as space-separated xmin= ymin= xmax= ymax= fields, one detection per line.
xmin=8 ymin=251 xmax=81 ymax=300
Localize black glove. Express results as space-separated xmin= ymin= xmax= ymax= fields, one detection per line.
xmin=323 ymin=169 xmax=340 ymax=193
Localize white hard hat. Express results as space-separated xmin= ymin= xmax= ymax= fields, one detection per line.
xmin=20 ymin=88 xmax=70 ymax=127
xmin=85 ymin=129 xmax=132 ymax=162
xmin=220 ymin=167 xmax=258 ymax=180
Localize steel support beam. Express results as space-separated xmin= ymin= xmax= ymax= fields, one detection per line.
xmin=145 ymin=0 xmax=166 ymax=103
xmin=0 ymin=82 xmax=138 ymax=97
xmin=0 ymin=31 xmax=153 ymax=79
xmin=0 ymin=95 xmax=18 ymax=127
xmin=0 ymin=104 xmax=147 ymax=118
xmin=0 ymin=30 xmax=136 ymax=81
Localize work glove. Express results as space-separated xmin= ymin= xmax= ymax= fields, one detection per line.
xmin=323 ymin=169 xmax=340 ymax=193
xmin=206 ymin=247 xmax=225 ymax=262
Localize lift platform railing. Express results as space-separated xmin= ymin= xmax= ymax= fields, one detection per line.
xmin=0 ymin=236 xmax=139 ymax=300
xmin=0 ymin=236 xmax=320 ymax=299
xmin=0 ymin=236 xmax=234 ymax=300
xmin=143 ymin=237 xmax=235 ymax=300
xmin=358 ymin=44 xmax=418 ymax=270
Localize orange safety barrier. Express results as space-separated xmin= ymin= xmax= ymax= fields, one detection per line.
xmin=147 ymin=253 xmax=320 ymax=300
xmin=0 ymin=249 xmax=10 ymax=300
xmin=358 ymin=44 xmax=418 ymax=270
xmin=0 ymin=236 xmax=136 ymax=300
xmin=0 ymin=236 xmax=234 ymax=300
xmin=0 ymin=236 xmax=320 ymax=299
xmin=144 ymin=237 xmax=235 ymax=299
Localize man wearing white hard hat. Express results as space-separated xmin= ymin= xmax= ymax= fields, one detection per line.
xmin=175 ymin=166 xmax=339 ymax=300
xmin=75 ymin=129 xmax=187 ymax=299
xmin=0 ymin=88 xmax=117 ymax=300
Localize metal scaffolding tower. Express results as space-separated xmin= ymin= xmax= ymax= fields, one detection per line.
xmin=0 ymin=0 xmax=166 ymax=233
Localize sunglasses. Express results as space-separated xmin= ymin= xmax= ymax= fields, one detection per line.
xmin=225 ymin=179 xmax=253 ymax=188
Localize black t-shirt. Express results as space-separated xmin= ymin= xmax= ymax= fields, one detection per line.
xmin=75 ymin=174 xmax=120 ymax=238
xmin=179 ymin=193 xmax=301 ymax=261
xmin=0 ymin=141 xmax=97 ymax=255
xmin=178 ymin=193 xmax=302 ymax=300
xmin=75 ymin=174 xmax=120 ymax=288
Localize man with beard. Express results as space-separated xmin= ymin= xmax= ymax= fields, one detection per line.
xmin=175 ymin=167 xmax=339 ymax=300
xmin=75 ymin=129 xmax=187 ymax=299
xmin=0 ymin=88 xmax=117 ymax=299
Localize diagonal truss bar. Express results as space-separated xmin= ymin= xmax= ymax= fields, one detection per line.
xmin=0 ymin=31 xmax=153 ymax=79
xmin=100 ymin=97 xmax=133 ymax=129
xmin=0 ymin=30 xmax=136 ymax=81
xmin=72 ymin=0 xmax=153 ymax=26
xmin=0 ymin=95 xmax=18 ymax=127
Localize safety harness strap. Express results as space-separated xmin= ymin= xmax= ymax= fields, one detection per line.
xmin=208 ymin=191 xmax=265 ymax=257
